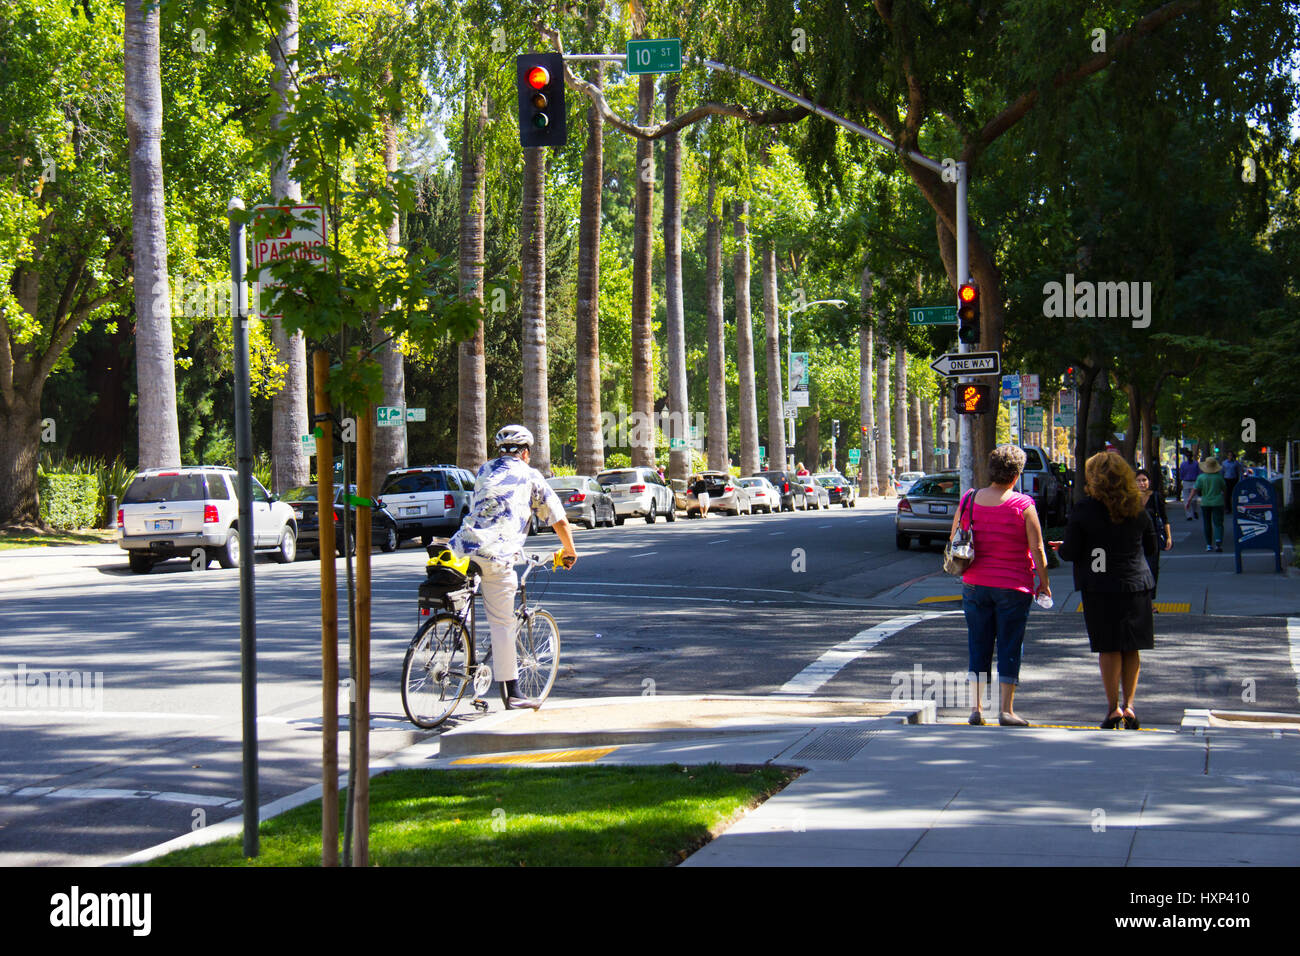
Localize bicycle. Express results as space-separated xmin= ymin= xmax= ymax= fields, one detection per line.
xmin=400 ymin=551 xmax=563 ymax=729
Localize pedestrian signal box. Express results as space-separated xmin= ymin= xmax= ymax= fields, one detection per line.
xmin=516 ymin=53 xmax=567 ymax=148
xmin=954 ymin=383 xmax=991 ymax=415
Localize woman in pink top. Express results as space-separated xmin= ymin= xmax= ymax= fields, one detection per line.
xmin=948 ymin=445 xmax=1052 ymax=726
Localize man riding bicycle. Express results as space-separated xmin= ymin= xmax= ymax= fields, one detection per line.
xmin=448 ymin=425 xmax=579 ymax=709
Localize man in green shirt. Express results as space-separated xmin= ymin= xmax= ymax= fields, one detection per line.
xmin=1194 ymin=457 xmax=1227 ymax=552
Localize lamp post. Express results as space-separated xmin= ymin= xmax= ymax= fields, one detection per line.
xmin=785 ymin=299 xmax=847 ymax=471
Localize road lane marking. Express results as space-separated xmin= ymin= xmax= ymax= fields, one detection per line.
xmin=631 ymin=551 xmax=658 ymax=557
xmin=8 ymin=785 xmax=239 ymax=807
xmin=1288 ymin=619 xmax=1300 ymax=701
xmin=775 ymin=611 xmax=960 ymax=695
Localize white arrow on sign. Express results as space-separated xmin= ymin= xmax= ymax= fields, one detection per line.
xmin=929 ymin=351 xmax=1001 ymax=378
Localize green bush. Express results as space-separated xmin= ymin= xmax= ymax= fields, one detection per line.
xmin=38 ymin=451 xmax=136 ymax=521
xmin=38 ymin=474 xmax=100 ymax=530
xmin=604 ymin=452 xmax=632 ymax=469
xmin=549 ymin=463 xmax=577 ymax=476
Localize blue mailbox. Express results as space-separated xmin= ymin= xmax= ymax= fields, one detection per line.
xmin=1232 ymin=476 xmax=1282 ymax=573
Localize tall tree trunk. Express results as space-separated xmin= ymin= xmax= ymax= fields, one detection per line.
xmin=268 ymin=1 xmax=310 ymax=493
xmin=125 ymin=0 xmax=179 ymax=469
xmin=912 ymin=390 xmax=923 ymax=471
xmin=457 ymin=90 xmax=488 ymax=470
xmin=858 ymin=266 xmax=876 ymax=495
xmin=733 ymin=201 xmax=758 ymax=476
xmin=629 ymin=73 xmax=655 ymax=468
xmin=0 ymin=396 xmax=42 ymax=525
xmin=762 ymin=241 xmax=785 ymax=471
xmin=921 ymin=399 xmax=935 ymax=473
xmin=875 ymin=343 xmax=892 ymax=493
xmin=575 ymin=55 xmax=605 ymax=477
xmin=662 ymin=77 xmax=688 ymax=481
xmin=803 ymin=408 xmax=820 ymax=471
xmin=521 ymin=147 xmax=550 ymax=473
xmin=704 ymin=176 xmax=728 ymax=472
xmin=894 ymin=348 xmax=909 ymax=474
xmin=372 ymin=65 xmax=407 ymax=490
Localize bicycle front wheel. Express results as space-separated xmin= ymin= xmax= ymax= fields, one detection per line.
xmin=401 ymin=612 xmax=472 ymax=728
xmin=511 ymin=608 xmax=560 ymax=704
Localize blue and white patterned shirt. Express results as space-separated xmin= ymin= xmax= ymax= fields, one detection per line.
xmin=449 ymin=455 xmax=565 ymax=567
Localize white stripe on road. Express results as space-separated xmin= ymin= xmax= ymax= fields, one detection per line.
xmin=1287 ymin=618 xmax=1300 ymax=702
xmin=7 ymin=785 xmax=238 ymax=807
xmin=631 ymin=552 xmax=658 ymax=558
xmin=0 ymin=710 xmax=224 ymax=720
xmin=775 ymin=611 xmax=960 ymax=696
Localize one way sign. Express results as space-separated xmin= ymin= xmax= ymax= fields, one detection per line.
xmin=930 ymin=351 xmax=1001 ymax=378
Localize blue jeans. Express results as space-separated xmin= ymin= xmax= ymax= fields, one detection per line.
xmin=962 ymin=584 xmax=1032 ymax=685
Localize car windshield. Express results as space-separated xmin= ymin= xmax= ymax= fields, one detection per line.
xmin=381 ymin=471 xmax=445 ymax=494
xmin=909 ymin=476 xmax=960 ymax=497
xmin=547 ymin=478 xmax=585 ymax=491
xmin=123 ymin=474 xmax=208 ymax=504
xmin=1022 ymin=448 xmax=1045 ymax=470
xmin=739 ymin=479 xmax=763 ymax=487
xmin=597 ymin=470 xmax=638 ymax=485
xmin=281 ymin=486 xmax=317 ymax=503
xmin=814 ymin=477 xmax=839 ymax=486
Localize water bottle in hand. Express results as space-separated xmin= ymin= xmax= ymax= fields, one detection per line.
xmin=1034 ymin=592 xmax=1054 ymax=610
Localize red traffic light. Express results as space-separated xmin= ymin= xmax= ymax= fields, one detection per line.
xmin=527 ymin=66 xmax=550 ymax=89
xmin=959 ymin=283 xmax=977 ymax=304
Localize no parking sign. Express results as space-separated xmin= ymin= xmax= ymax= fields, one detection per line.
xmin=1232 ymin=476 xmax=1282 ymax=573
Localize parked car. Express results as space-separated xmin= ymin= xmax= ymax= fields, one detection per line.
xmin=814 ymin=473 xmax=856 ymax=508
xmin=280 ymin=484 xmax=400 ymax=557
xmin=671 ymin=478 xmax=691 ymax=514
xmin=753 ymin=470 xmax=808 ymax=511
xmin=378 ymin=464 xmax=478 ymax=546
xmin=544 ymin=475 xmax=616 ymax=529
xmin=1018 ymin=445 xmax=1069 ymax=525
xmin=895 ymin=471 xmax=925 ymax=495
xmin=117 ymin=466 xmax=297 ymax=573
xmin=801 ymin=477 xmax=831 ymax=510
xmin=738 ymin=476 xmax=779 ymax=514
xmin=895 ymin=472 xmax=961 ymax=550
xmin=595 ymin=466 xmax=676 ymax=524
xmin=686 ymin=471 xmax=751 ymax=516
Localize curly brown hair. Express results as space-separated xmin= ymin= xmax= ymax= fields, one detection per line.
xmin=1085 ymin=452 xmax=1143 ymax=523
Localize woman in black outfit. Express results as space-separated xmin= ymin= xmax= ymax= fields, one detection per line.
xmin=1059 ymin=452 xmax=1158 ymax=730
xmin=1135 ymin=468 xmax=1173 ymax=597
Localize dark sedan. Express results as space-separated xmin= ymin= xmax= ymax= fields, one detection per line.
xmin=895 ymin=472 xmax=960 ymax=550
xmin=281 ymin=484 xmax=400 ymax=557
xmin=752 ymin=470 xmax=808 ymax=511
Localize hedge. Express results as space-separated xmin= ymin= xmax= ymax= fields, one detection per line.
xmin=38 ymin=474 xmax=100 ymax=530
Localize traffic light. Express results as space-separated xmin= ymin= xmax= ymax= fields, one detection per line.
xmin=957 ymin=282 xmax=980 ymax=345
xmin=1064 ymin=366 xmax=1076 ymax=388
xmin=861 ymin=425 xmax=869 ymax=437
xmin=516 ymin=53 xmax=567 ymax=148
xmin=954 ymin=383 xmax=991 ymax=415
xmin=833 ymin=419 xmax=840 ymax=437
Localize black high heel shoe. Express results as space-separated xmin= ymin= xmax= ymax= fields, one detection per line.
xmin=1101 ymin=711 xmax=1123 ymax=729
xmin=1122 ymin=710 xmax=1140 ymax=730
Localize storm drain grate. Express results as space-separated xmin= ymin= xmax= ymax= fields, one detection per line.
xmin=793 ymin=729 xmax=881 ymax=762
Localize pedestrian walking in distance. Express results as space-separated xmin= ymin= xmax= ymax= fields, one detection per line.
xmin=1059 ymin=452 xmax=1157 ymax=730
xmin=1221 ymin=452 xmax=1240 ymax=510
xmin=948 ymin=444 xmax=1052 ymax=727
xmin=1194 ymin=456 xmax=1227 ymax=552
xmin=1135 ymin=468 xmax=1173 ymax=598
xmin=1178 ymin=450 xmax=1200 ymax=520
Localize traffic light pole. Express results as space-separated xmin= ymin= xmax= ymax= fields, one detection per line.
xmin=955 ymin=163 xmax=974 ymax=493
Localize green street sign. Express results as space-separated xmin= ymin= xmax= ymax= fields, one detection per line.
xmin=377 ymin=405 xmax=404 ymax=427
xmin=1023 ymin=406 xmax=1045 ymax=429
xmin=848 ymin=449 xmax=861 ymax=464
xmin=300 ymin=433 xmax=316 ymax=455
xmin=405 ymin=407 xmax=426 ymax=423
xmin=670 ymin=438 xmax=687 ymax=450
xmin=759 ymin=445 xmax=765 ymax=459
xmin=626 ymin=38 xmax=681 ymax=75
xmin=908 ymin=305 xmax=957 ymax=326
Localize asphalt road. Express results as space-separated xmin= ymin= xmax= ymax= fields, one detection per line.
xmin=2 ymin=498 xmax=1297 ymax=864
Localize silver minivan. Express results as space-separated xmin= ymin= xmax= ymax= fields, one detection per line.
xmin=595 ymin=466 xmax=676 ymax=524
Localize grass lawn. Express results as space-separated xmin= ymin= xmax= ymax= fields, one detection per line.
xmin=146 ymin=763 xmax=800 ymax=867
xmin=0 ymin=526 xmax=117 ymax=550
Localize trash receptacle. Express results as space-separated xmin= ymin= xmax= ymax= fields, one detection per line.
xmin=103 ymin=494 xmax=118 ymax=529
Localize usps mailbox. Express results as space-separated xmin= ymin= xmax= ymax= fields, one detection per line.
xmin=1232 ymin=476 xmax=1282 ymax=573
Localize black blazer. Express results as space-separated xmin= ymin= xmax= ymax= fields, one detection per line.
xmin=1058 ymin=496 xmax=1157 ymax=592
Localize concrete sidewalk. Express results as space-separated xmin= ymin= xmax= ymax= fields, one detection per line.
xmin=420 ymin=696 xmax=1300 ymax=867
xmin=0 ymin=542 xmax=123 ymax=587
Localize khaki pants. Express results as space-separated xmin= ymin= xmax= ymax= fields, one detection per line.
xmin=476 ymin=560 xmax=519 ymax=682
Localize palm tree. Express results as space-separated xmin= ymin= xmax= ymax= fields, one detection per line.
xmin=894 ymin=347 xmax=909 ymax=474
xmin=875 ymin=344 xmax=892 ymax=492
xmin=520 ymin=146 xmax=550 ymax=473
xmin=372 ymin=64 xmax=407 ymax=488
xmin=457 ymin=89 xmax=488 ymax=470
xmin=662 ymin=77 xmax=689 ymax=481
xmin=629 ymin=71 xmax=655 ymax=468
xmin=705 ymin=176 xmax=728 ymax=472
xmin=575 ymin=51 xmax=605 ymax=477
xmin=733 ymin=201 xmax=759 ymax=476
xmin=858 ymin=265 xmax=877 ymax=494
xmin=125 ymin=0 xmax=179 ymax=469
xmin=762 ymin=241 xmax=785 ymax=470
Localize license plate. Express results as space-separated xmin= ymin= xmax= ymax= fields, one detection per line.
xmin=153 ymin=519 xmax=174 ymax=530
xmin=402 ymin=506 xmax=420 ymax=516
xmin=928 ymin=504 xmax=947 ymax=514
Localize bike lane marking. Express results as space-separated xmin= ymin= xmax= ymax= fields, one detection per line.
xmin=1288 ymin=618 xmax=1300 ymax=702
xmin=774 ymin=611 xmax=961 ymax=696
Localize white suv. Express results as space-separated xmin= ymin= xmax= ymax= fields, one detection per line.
xmin=117 ymin=467 xmax=298 ymax=573
xmin=379 ymin=465 xmax=478 ymax=546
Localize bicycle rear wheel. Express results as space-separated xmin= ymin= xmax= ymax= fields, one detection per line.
xmin=401 ymin=612 xmax=472 ymax=728
xmin=512 ymin=608 xmax=560 ymax=704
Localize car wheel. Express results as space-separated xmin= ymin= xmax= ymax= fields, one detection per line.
xmin=310 ymin=547 xmax=322 ymax=559
xmin=919 ymin=535 xmax=932 ymax=550
xmin=272 ymin=525 xmax=296 ymax=563
xmin=337 ymin=535 xmax=357 ymax=557
xmin=420 ymin=533 xmax=433 ymax=548
xmin=645 ymin=503 xmax=656 ymax=524
xmin=615 ymin=513 xmax=625 ymax=526
xmin=218 ymin=529 xmax=240 ymax=568
xmin=895 ymin=532 xmax=910 ymax=550
xmin=666 ymin=502 xmax=676 ymax=522
xmin=128 ymin=553 xmax=153 ymax=575
xmin=381 ymin=526 xmax=399 ymax=552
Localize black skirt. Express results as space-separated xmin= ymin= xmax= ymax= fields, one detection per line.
xmin=1080 ymin=589 xmax=1154 ymax=652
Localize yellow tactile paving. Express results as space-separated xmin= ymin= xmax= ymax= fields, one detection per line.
xmin=918 ymin=595 xmax=963 ymax=604
xmin=450 ymin=747 xmax=618 ymax=765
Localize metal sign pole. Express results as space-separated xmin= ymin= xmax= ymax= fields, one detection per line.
xmin=955 ymin=163 xmax=973 ymax=494
xmin=228 ymin=198 xmax=259 ymax=858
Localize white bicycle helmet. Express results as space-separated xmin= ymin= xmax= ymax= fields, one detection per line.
xmin=494 ymin=424 xmax=534 ymax=452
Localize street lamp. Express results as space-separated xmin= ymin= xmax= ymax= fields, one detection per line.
xmin=785 ymin=298 xmax=847 ymax=470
